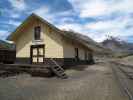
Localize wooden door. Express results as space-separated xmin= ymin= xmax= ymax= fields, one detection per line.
xmin=75 ymin=48 xmax=79 ymax=61
xmin=30 ymin=45 xmax=44 ymax=64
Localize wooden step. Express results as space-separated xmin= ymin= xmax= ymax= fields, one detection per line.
xmin=48 ymin=58 xmax=68 ymax=79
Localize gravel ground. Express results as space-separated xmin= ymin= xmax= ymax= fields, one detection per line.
xmin=0 ymin=63 xmax=129 ymax=100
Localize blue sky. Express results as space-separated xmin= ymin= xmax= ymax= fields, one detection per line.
xmin=0 ymin=0 xmax=133 ymax=42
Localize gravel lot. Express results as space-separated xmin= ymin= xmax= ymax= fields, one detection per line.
xmin=0 ymin=63 xmax=129 ymax=100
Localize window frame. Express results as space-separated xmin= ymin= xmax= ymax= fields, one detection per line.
xmin=34 ymin=26 xmax=41 ymax=40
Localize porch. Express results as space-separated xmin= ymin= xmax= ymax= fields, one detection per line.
xmin=0 ymin=63 xmax=51 ymax=78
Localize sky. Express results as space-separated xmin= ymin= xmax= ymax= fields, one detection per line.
xmin=0 ymin=0 xmax=133 ymax=42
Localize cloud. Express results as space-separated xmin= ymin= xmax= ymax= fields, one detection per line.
xmin=68 ymin=0 xmax=133 ymax=18
xmin=55 ymin=12 xmax=133 ymax=42
xmin=57 ymin=22 xmax=83 ymax=32
xmin=8 ymin=0 xmax=27 ymax=11
xmin=68 ymin=0 xmax=108 ymax=18
xmin=31 ymin=5 xmax=76 ymax=24
xmin=9 ymin=20 xmax=21 ymax=26
xmin=31 ymin=5 xmax=56 ymax=24
xmin=0 ymin=30 xmax=10 ymax=39
xmin=10 ymin=12 xmax=21 ymax=18
xmin=64 ymin=0 xmax=133 ymax=42
xmin=33 ymin=6 xmax=49 ymax=16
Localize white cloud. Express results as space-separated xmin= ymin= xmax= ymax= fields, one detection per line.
xmin=1 ymin=8 xmax=21 ymax=19
xmin=68 ymin=0 xmax=133 ymax=18
xmin=8 ymin=0 xmax=27 ymax=11
xmin=65 ymin=0 xmax=133 ymax=42
xmin=31 ymin=6 xmax=56 ymax=24
xmin=55 ymin=9 xmax=76 ymax=17
xmin=31 ymin=6 xmax=76 ymax=24
xmin=57 ymin=23 xmax=84 ymax=33
xmin=80 ymin=1 xmax=108 ymax=17
xmin=33 ymin=6 xmax=49 ymax=16
xmin=10 ymin=13 xmax=20 ymax=18
xmin=0 ymin=30 xmax=10 ymax=39
xmin=84 ymin=16 xmax=126 ymax=30
xmin=68 ymin=0 xmax=107 ymax=18
xmin=9 ymin=20 xmax=21 ymax=26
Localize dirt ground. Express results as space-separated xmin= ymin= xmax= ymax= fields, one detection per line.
xmin=0 ymin=63 xmax=129 ymax=100
xmin=118 ymin=56 xmax=133 ymax=66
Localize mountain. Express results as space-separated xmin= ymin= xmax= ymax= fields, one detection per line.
xmin=101 ymin=36 xmax=133 ymax=57
xmin=0 ymin=40 xmax=15 ymax=50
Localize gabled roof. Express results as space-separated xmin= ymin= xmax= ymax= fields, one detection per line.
xmin=7 ymin=13 xmax=61 ymax=40
xmin=7 ymin=13 xmax=102 ymax=52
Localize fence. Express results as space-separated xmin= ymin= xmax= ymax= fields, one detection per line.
xmin=0 ymin=49 xmax=16 ymax=64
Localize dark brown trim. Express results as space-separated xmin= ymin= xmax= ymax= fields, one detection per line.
xmin=15 ymin=57 xmax=94 ymax=67
xmin=15 ymin=57 xmax=30 ymax=64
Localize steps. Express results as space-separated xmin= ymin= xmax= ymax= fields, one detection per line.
xmin=48 ymin=58 xmax=68 ymax=79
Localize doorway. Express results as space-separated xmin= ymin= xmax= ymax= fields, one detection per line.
xmin=75 ymin=48 xmax=79 ymax=61
xmin=30 ymin=45 xmax=44 ymax=64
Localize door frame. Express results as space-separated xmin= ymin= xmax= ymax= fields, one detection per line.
xmin=30 ymin=44 xmax=45 ymax=64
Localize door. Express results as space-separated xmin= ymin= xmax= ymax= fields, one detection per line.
xmin=30 ymin=45 xmax=44 ymax=64
xmin=75 ymin=48 xmax=79 ymax=61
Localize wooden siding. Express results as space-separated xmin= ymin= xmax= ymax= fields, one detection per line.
xmin=62 ymin=37 xmax=92 ymax=60
xmin=43 ymin=25 xmax=63 ymax=58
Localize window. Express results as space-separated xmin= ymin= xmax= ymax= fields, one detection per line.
xmin=34 ymin=26 xmax=41 ymax=40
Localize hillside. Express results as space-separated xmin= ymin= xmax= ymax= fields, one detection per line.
xmin=101 ymin=37 xmax=133 ymax=57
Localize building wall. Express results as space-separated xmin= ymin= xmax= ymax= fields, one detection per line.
xmin=15 ymin=24 xmax=33 ymax=58
xmin=62 ymin=37 xmax=92 ymax=60
xmin=12 ymin=18 xmax=64 ymax=58
xmin=79 ymin=48 xmax=85 ymax=60
xmin=63 ymin=38 xmax=75 ymax=58
xmin=43 ymin=24 xmax=63 ymax=58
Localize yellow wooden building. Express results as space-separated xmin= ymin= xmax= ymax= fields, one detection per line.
xmin=7 ymin=13 xmax=94 ymax=66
